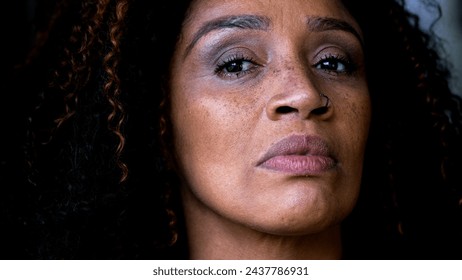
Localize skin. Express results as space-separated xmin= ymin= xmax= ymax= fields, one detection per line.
xmin=169 ymin=0 xmax=371 ymax=259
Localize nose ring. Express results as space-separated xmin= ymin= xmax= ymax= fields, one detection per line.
xmin=320 ymin=92 xmax=330 ymax=108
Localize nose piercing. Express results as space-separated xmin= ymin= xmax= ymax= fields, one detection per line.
xmin=320 ymin=92 xmax=330 ymax=108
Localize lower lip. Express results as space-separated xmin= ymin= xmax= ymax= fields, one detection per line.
xmin=259 ymin=155 xmax=336 ymax=176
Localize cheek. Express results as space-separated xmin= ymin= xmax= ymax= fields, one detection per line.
xmin=170 ymin=84 xmax=269 ymax=230
xmin=342 ymin=98 xmax=369 ymax=140
xmin=348 ymin=93 xmax=371 ymax=151
xmin=329 ymin=81 xmax=370 ymax=137
xmin=319 ymin=86 xmax=369 ymax=180
xmin=333 ymin=90 xmax=371 ymax=183
xmin=170 ymin=83 xmax=260 ymax=191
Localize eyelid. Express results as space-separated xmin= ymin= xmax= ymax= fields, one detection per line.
xmin=312 ymin=44 xmax=359 ymax=72
xmin=190 ymin=28 xmax=264 ymax=64
xmin=183 ymin=15 xmax=270 ymax=59
xmin=213 ymin=47 xmax=251 ymax=65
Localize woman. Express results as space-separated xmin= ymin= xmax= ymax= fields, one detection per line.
xmin=2 ymin=0 xmax=461 ymax=259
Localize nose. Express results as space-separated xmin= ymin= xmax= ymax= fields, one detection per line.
xmin=265 ymin=65 xmax=332 ymax=121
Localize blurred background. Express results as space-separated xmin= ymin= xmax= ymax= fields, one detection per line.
xmin=406 ymin=0 xmax=462 ymax=96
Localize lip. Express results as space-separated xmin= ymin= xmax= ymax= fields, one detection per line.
xmin=257 ymin=134 xmax=336 ymax=176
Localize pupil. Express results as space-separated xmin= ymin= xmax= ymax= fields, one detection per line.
xmin=323 ymin=60 xmax=337 ymax=70
xmin=227 ymin=61 xmax=242 ymax=72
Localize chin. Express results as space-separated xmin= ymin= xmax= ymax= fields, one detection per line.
xmin=247 ymin=202 xmax=348 ymax=237
xmin=265 ymin=187 xmax=351 ymax=231
xmin=252 ymin=219 xmax=341 ymax=237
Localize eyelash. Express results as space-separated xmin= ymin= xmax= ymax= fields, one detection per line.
xmin=314 ymin=54 xmax=357 ymax=75
xmin=214 ymin=54 xmax=259 ymax=78
xmin=214 ymin=53 xmax=357 ymax=79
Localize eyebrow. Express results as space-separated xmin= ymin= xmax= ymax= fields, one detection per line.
xmin=306 ymin=16 xmax=364 ymax=46
xmin=184 ymin=15 xmax=270 ymax=59
xmin=183 ymin=14 xmax=362 ymax=59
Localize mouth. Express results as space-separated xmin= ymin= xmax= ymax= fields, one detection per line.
xmin=257 ymin=134 xmax=337 ymax=176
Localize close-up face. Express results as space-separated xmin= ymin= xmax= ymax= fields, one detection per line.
xmin=170 ymin=0 xmax=370 ymax=236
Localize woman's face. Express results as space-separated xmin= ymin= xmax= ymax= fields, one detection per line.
xmin=170 ymin=0 xmax=370 ymax=236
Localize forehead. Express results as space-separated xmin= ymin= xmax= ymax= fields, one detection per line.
xmin=182 ymin=0 xmax=358 ymax=31
xmin=175 ymin=0 xmax=363 ymax=59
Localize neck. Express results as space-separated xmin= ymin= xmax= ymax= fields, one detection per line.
xmin=182 ymin=189 xmax=342 ymax=260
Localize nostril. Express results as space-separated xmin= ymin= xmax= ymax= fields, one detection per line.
xmin=276 ymin=106 xmax=297 ymax=114
xmin=311 ymin=106 xmax=329 ymax=115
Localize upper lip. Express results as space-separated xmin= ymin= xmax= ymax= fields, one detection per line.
xmin=257 ymin=134 xmax=335 ymax=165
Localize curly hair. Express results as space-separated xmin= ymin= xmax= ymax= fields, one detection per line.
xmin=1 ymin=0 xmax=461 ymax=259
xmin=342 ymin=0 xmax=462 ymax=259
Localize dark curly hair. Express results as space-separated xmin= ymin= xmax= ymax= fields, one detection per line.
xmin=341 ymin=0 xmax=462 ymax=259
xmin=1 ymin=0 xmax=461 ymax=259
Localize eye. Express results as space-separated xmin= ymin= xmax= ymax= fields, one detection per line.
xmin=223 ymin=60 xmax=252 ymax=73
xmin=314 ymin=54 xmax=356 ymax=75
xmin=215 ymin=55 xmax=259 ymax=78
